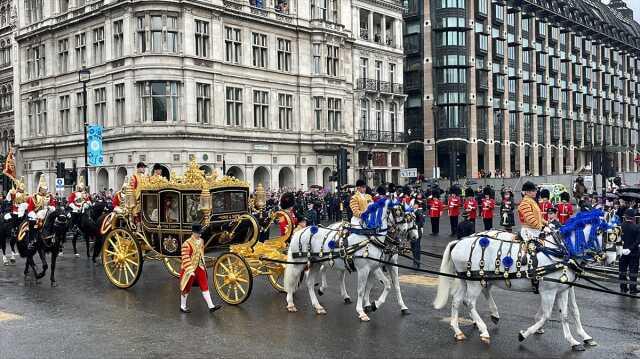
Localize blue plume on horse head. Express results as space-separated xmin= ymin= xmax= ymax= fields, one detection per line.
xmin=360 ymin=198 xmax=387 ymax=229
xmin=558 ymin=209 xmax=605 ymax=258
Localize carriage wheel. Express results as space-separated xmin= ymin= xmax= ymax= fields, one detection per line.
xmin=163 ymin=257 xmax=181 ymax=278
xmin=102 ymin=228 xmax=143 ymax=289
xmin=268 ymin=265 xmax=286 ymax=293
xmin=213 ymin=253 xmax=253 ymax=305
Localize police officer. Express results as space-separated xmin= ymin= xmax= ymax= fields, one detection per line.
xmin=620 ymin=208 xmax=640 ymax=294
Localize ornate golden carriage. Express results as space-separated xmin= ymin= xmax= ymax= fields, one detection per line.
xmin=101 ymin=160 xmax=293 ymax=305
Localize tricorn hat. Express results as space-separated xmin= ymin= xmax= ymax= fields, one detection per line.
xmin=136 ymin=161 xmax=147 ymax=169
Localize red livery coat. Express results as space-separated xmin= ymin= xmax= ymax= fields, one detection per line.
xmin=427 ymin=198 xmax=444 ymax=218
xmin=447 ymin=195 xmax=462 ymax=217
xmin=556 ymin=202 xmax=574 ymax=225
xmin=480 ymin=198 xmax=495 ymax=219
xmin=463 ymin=198 xmax=478 ymax=220
xmin=538 ymin=200 xmax=553 ymax=221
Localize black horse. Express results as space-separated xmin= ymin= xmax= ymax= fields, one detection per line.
xmin=40 ymin=206 xmax=71 ymax=286
xmin=75 ymin=199 xmax=112 ymax=263
xmin=1 ymin=213 xmax=19 ymax=265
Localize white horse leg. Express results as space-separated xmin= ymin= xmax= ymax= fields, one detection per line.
xmin=317 ymin=264 xmax=327 ymax=296
xmin=305 ymin=266 xmax=326 ymax=315
xmin=557 ymin=289 xmax=582 ymax=349
xmin=533 ymin=305 xmax=545 ymax=334
xmin=451 ymin=279 xmax=467 ymax=341
xmin=466 ymin=282 xmax=491 ymax=344
xmin=390 ymin=255 xmax=409 ymax=314
xmin=372 ymin=267 xmax=391 ymax=310
xmin=363 ymin=270 xmax=374 ymax=311
xmin=519 ymin=288 xmax=556 ymax=341
xmin=356 ymin=265 xmax=371 ymax=321
xmin=284 ymin=263 xmax=304 ymax=312
xmin=339 ymin=270 xmax=352 ymax=304
xmin=569 ymin=287 xmax=597 ymax=347
xmin=482 ymin=286 xmax=499 ymax=324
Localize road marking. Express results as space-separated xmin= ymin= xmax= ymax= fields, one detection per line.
xmin=441 ymin=317 xmax=475 ymax=326
xmin=399 ymin=275 xmax=439 ymax=287
xmin=0 ymin=311 xmax=22 ymax=322
xmin=624 ymin=343 xmax=640 ymax=357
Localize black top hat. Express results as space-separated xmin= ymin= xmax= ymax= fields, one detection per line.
xmin=136 ymin=162 xmax=147 ymax=169
xmin=356 ymin=179 xmax=366 ymax=188
xmin=191 ymin=223 xmax=203 ymax=234
xmin=522 ymin=181 xmax=536 ymax=192
xmin=152 ymin=163 xmax=163 ymax=171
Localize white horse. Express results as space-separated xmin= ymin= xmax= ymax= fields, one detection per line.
xmin=284 ymin=198 xmax=410 ymax=321
xmin=434 ymin=210 xmax=609 ymax=351
xmin=316 ymin=205 xmax=420 ymax=315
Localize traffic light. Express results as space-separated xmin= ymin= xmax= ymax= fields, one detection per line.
xmin=56 ymin=162 xmax=65 ymax=178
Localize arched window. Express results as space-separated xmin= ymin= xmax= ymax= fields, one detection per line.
xmin=360 ymin=99 xmax=369 ymax=133
xmin=389 ymin=102 xmax=397 ymax=135
xmin=0 ymin=86 xmax=6 ymax=111
xmin=0 ymin=7 xmax=5 ymax=27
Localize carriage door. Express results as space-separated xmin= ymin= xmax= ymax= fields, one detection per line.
xmin=158 ymin=190 xmax=182 ymax=256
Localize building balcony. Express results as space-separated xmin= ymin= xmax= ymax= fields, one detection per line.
xmin=356 ymin=78 xmax=404 ymax=95
xmin=436 ymin=127 xmax=469 ymax=139
xmin=357 ymin=130 xmax=405 ymax=143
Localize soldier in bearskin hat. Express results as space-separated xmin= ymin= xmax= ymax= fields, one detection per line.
xmin=480 ymin=187 xmax=495 ymax=231
xmin=463 ymin=188 xmax=478 ymax=225
xmin=447 ymin=185 xmax=462 ymax=236
xmin=427 ymin=188 xmax=444 ymax=235
xmin=556 ymin=191 xmax=574 ymax=225
xmin=538 ymin=188 xmax=553 ymax=222
xmin=279 ymin=192 xmax=298 ymax=235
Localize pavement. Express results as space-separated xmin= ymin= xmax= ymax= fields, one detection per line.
xmin=0 ymin=217 xmax=639 ymax=359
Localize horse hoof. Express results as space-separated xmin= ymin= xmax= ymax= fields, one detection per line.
xmin=286 ymin=306 xmax=298 ymax=313
xmin=51 ymin=281 xmax=57 ymax=287
xmin=401 ymin=309 xmax=411 ymax=315
xmin=344 ymin=298 xmax=352 ymax=304
xmin=518 ymin=331 xmax=526 ymax=342
xmin=535 ymin=328 xmax=545 ymax=335
xmin=583 ymin=339 xmax=598 ymax=347
xmin=454 ymin=333 xmax=466 ymax=342
xmin=491 ymin=315 xmax=500 ymax=325
xmin=572 ymin=344 xmax=586 ymax=352
xmin=317 ymin=289 xmax=324 ymax=296
xmin=315 ymin=307 xmax=327 ymax=315
xmin=480 ymin=336 xmax=491 ymax=345
xmin=364 ymin=305 xmax=371 ymax=313
xmin=359 ymin=314 xmax=370 ymax=322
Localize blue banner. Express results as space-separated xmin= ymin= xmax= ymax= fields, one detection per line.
xmin=87 ymin=124 xmax=104 ymax=166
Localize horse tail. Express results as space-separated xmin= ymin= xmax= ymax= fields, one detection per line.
xmin=433 ymin=240 xmax=458 ymax=310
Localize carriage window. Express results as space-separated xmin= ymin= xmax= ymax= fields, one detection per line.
xmin=143 ymin=194 xmax=159 ymax=223
xmin=160 ymin=192 xmax=179 ymax=223
xmin=183 ymin=194 xmax=202 ymax=223
xmin=212 ymin=190 xmax=247 ymax=214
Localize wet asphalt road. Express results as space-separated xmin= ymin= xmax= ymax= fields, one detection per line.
xmin=1 ymin=219 xmax=639 ymax=359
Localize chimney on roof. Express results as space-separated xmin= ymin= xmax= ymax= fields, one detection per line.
xmin=608 ymin=0 xmax=634 ymax=20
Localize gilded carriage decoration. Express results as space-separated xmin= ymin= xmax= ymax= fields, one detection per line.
xmin=100 ymin=159 xmax=293 ymax=305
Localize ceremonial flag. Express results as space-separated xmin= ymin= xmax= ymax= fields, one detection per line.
xmin=2 ymin=146 xmax=16 ymax=181
xmin=87 ymin=124 xmax=104 ymax=166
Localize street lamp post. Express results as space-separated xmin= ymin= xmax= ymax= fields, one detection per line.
xmin=79 ymin=67 xmax=91 ymax=189
xmin=602 ymin=123 xmax=607 ymax=196
xmin=587 ymin=122 xmax=595 ymax=194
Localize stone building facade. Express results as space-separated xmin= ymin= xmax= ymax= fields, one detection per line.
xmin=405 ymin=0 xmax=640 ymax=180
xmin=0 ymin=0 xmax=14 ymax=191
xmin=13 ymin=0 xmax=405 ymax=192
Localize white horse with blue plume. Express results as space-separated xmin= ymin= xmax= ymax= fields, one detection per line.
xmin=434 ymin=209 xmax=611 ymax=351
xmin=284 ymin=197 xmax=411 ymax=321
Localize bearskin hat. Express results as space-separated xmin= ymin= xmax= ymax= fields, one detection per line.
xmin=387 ymin=183 xmax=397 ymax=194
xmin=376 ymin=185 xmax=387 ymax=196
xmin=539 ymin=188 xmax=550 ymax=199
xmin=450 ymin=185 xmax=462 ymax=196
xmin=614 ymin=176 xmax=622 ymax=186
xmin=483 ymin=186 xmax=493 ymax=197
xmin=279 ymin=192 xmax=295 ymax=210
xmin=522 ymin=181 xmax=536 ymax=192
xmin=431 ymin=188 xmax=442 ymax=198
xmin=464 ymin=188 xmax=475 ymax=198
xmin=560 ymin=191 xmax=570 ymax=202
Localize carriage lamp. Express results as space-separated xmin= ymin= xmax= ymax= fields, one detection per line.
xmin=254 ymin=183 xmax=266 ymax=209
xmin=199 ymin=189 xmax=212 ymax=225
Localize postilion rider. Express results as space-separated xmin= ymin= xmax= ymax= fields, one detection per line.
xmin=517 ymin=181 xmax=547 ymax=244
xmin=349 ymin=179 xmax=373 ymax=226
xmin=179 ymin=223 xmax=222 ymax=314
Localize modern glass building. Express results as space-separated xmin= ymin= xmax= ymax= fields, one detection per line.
xmin=405 ymin=0 xmax=640 ymax=180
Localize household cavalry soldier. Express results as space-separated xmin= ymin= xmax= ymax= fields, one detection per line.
xmin=6 ymin=178 xmax=27 ymax=219
xmin=67 ymin=177 xmax=92 ymax=215
xmin=27 ymin=174 xmax=57 ymax=223
xmin=518 ymin=181 xmax=547 ymax=242
xmin=556 ymin=191 xmax=574 ymax=225
xmin=538 ymin=188 xmax=553 ymax=222
xmin=179 ymin=223 xmax=222 ymax=313
xmin=349 ymin=179 xmax=373 ymax=226
xmin=447 ymin=185 xmax=462 ymax=237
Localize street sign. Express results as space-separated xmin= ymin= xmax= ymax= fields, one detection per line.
xmin=400 ymin=168 xmax=418 ymax=178
xmin=55 ymin=178 xmax=64 ymax=191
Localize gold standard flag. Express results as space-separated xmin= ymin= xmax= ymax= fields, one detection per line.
xmin=3 ymin=146 xmax=16 ymax=181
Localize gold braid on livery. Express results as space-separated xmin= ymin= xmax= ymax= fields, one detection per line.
xmin=349 ymin=193 xmax=373 ymax=218
xmin=517 ymin=196 xmax=545 ymax=230
xmin=179 ymin=235 xmax=205 ymax=292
